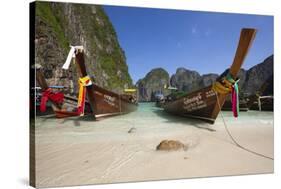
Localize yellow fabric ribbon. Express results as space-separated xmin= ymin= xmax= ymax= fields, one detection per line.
xmin=77 ymin=76 xmax=91 ymax=107
xmin=124 ymin=89 xmax=137 ymax=93
xmin=79 ymin=75 xmax=91 ymax=86
xmin=212 ymin=77 xmax=233 ymax=95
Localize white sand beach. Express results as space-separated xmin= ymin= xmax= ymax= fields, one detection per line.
xmin=34 ymin=103 xmax=273 ymax=188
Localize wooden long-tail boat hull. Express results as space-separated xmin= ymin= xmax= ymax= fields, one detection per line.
xmin=53 ymin=97 xmax=92 ymax=118
xmin=35 ymin=65 xmax=92 ymax=118
xmin=155 ymin=100 xmax=165 ymax=108
xmin=73 ymin=50 xmax=138 ymax=120
xmin=163 ymin=86 xmax=221 ymax=123
xmin=246 ymin=74 xmax=273 ymax=111
xmin=84 ymin=83 xmax=137 ymax=119
xmin=249 ymin=97 xmax=273 ymax=111
xmin=222 ymin=102 xmax=249 ymax=111
xmin=163 ymin=28 xmax=257 ymax=124
xmin=247 ymin=94 xmax=274 ymax=111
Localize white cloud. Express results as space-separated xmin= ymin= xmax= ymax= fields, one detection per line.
xmin=177 ymin=42 xmax=182 ymax=48
xmin=205 ymin=29 xmax=211 ymax=36
xmin=191 ymin=26 xmax=197 ymax=34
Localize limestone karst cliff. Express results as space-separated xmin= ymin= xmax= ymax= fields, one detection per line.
xmin=34 ymin=1 xmax=133 ymax=95
xmin=137 ymin=55 xmax=273 ymax=102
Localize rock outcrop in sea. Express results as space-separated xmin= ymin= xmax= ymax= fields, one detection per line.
xmin=170 ymin=68 xmax=202 ymax=92
xmin=34 ymin=2 xmax=133 ymax=95
xmin=136 ymin=68 xmax=170 ymax=102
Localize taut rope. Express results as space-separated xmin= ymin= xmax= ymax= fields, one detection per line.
xmin=214 ymin=92 xmax=274 ymax=160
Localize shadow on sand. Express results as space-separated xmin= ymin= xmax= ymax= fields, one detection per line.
xmin=37 ymin=114 xmax=96 ymax=127
xmin=36 ymin=108 xmax=216 ymax=131
xmin=152 ymin=108 xmax=216 ymax=132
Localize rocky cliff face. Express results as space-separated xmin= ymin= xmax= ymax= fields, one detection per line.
xmin=198 ymin=73 xmax=219 ymax=89
xmin=137 ymin=67 xmax=219 ymax=102
xmin=242 ymin=55 xmax=273 ymax=95
xmin=136 ymin=68 xmax=169 ymax=101
xmin=170 ymin=68 xmax=219 ymax=93
xmin=35 ymin=1 xmax=133 ymax=95
xmin=169 ymin=55 xmax=273 ymax=96
xmin=170 ymin=68 xmax=201 ymax=92
xmin=219 ymin=55 xmax=273 ymax=96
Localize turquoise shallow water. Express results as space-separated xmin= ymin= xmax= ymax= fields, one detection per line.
xmin=35 ymin=102 xmax=273 ymax=187
xmin=121 ymin=102 xmax=273 ymax=125
xmin=36 ymin=102 xmax=273 ymax=130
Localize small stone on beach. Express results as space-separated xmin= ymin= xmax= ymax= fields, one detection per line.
xmin=156 ymin=140 xmax=188 ymax=151
xmin=128 ymin=127 xmax=136 ymax=133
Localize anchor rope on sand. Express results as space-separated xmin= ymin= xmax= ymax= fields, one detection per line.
xmin=214 ymin=92 xmax=274 ymax=160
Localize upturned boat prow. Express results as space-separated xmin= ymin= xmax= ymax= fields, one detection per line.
xmin=163 ymin=28 xmax=257 ymax=124
xmin=72 ymin=48 xmax=138 ymax=120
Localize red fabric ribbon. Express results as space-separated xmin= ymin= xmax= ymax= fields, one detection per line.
xmin=40 ymin=88 xmax=64 ymax=112
xmin=231 ymin=84 xmax=240 ymax=118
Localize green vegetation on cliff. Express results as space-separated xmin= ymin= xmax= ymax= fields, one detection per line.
xmin=36 ymin=2 xmax=69 ymax=50
xmin=35 ymin=1 xmax=133 ymax=93
xmin=137 ymin=68 xmax=170 ymax=101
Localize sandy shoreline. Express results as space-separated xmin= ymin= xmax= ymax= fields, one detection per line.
xmin=34 ymin=103 xmax=273 ymax=188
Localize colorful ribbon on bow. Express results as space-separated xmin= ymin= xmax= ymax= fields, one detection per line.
xmin=40 ymin=88 xmax=64 ymax=112
xmin=212 ymin=73 xmax=240 ymax=117
xmin=226 ymin=74 xmax=240 ymax=117
xmin=76 ymin=75 xmax=92 ymax=115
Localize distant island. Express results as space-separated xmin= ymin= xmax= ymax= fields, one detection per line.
xmin=136 ymin=55 xmax=273 ymax=102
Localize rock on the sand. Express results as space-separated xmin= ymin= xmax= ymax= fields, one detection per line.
xmin=128 ymin=127 xmax=136 ymax=133
xmin=156 ymin=140 xmax=187 ymax=151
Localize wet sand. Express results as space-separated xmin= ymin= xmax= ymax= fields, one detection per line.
xmin=34 ymin=103 xmax=274 ymax=188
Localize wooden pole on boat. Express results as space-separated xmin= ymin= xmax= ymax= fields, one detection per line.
xmin=211 ymin=28 xmax=256 ymax=118
xmin=34 ymin=64 xmax=61 ymax=110
xmin=229 ymin=28 xmax=257 ymax=78
xmin=35 ymin=64 xmax=49 ymax=90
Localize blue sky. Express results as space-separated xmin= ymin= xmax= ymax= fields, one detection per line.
xmin=103 ymin=6 xmax=273 ymax=84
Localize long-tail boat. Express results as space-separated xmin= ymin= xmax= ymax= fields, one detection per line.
xmin=62 ymin=46 xmax=138 ymax=119
xmin=155 ymin=86 xmax=177 ymax=108
xmin=222 ymin=96 xmax=249 ymax=112
xmin=247 ymin=74 xmax=273 ymax=111
xmin=162 ymin=28 xmax=257 ymax=124
xmin=35 ymin=64 xmax=92 ymax=118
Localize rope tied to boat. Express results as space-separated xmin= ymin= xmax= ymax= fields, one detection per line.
xmin=212 ymin=73 xmax=240 ymax=117
xmin=40 ymin=88 xmax=64 ymax=112
xmin=214 ymin=92 xmax=274 ymax=160
xmin=79 ymin=75 xmax=92 ymax=86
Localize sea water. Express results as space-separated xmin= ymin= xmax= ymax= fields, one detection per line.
xmin=34 ymin=102 xmax=274 ymax=187
xmin=36 ymin=102 xmax=274 ymax=129
xmin=35 ymin=102 xmax=273 ymax=145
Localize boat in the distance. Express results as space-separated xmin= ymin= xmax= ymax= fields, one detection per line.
xmin=162 ymin=28 xmax=257 ymax=124
xmin=247 ymin=74 xmax=273 ymax=111
xmin=221 ymin=95 xmax=249 ymax=112
xmin=155 ymin=92 xmax=165 ymax=108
